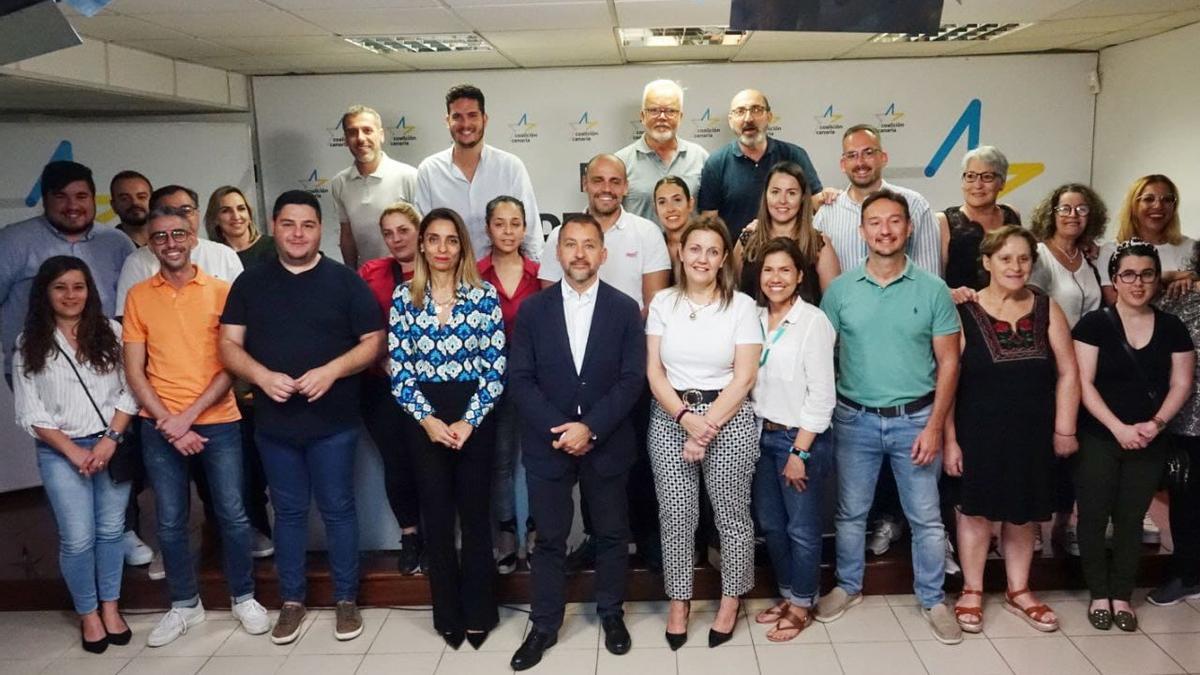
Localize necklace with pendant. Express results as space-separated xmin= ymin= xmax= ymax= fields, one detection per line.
xmin=683 ymin=294 xmax=714 ymax=319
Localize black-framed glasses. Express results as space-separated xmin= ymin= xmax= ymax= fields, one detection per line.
xmin=1054 ymin=204 xmax=1091 ymax=216
xmin=1114 ymin=269 xmax=1158 ymax=284
xmin=643 ymin=107 xmax=680 ymax=119
xmin=1136 ymin=194 xmax=1178 ymax=207
xmin=149 ymin=229 xmax=190 ymax=245
xmin=730 ymin=105 xmax=768 ymax=118
xmin=962 ymin=171 xmax=1000 ymax=184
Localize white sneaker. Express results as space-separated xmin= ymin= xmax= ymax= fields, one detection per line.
xmin=944 ymin=539 xmax=961 ymax=577
xmin=147 ymin=603 xmax=205 ymax=647
xmin=148 ymin=552 xmax=166 ymax=580
xmin=1143 ymin=513 xmax=1161 ymax=544
xmin=123 ymin=531 xmax=153 ymax=566
xmin=232 ymin=597 xmax=270 ymax=635
xmin=251 ymin=531 xmax=275 ymax=559
xmin=866 ymin=518 xmax=904 ymax=556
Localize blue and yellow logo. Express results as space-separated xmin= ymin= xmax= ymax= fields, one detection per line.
xmin=924 ymin=98 xmax=1043 ymax=198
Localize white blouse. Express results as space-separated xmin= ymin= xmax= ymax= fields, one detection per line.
xmin=646 ymin=289 xmax=762 ymax=390
xmin=12 ymin=321 xmax=139 ymax=439
xmin=1028 ymin=242 xmax=1102 ymax=328
xmin=752 ymin=300 xmax=837 ymax=433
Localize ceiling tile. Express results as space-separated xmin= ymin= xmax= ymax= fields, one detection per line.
xmin=384 ymin=51 xmax=517 ymax=70
xmin=267 ymin=0 xmax=439 ymax=8
xmin=121 ymin=38 xmax=242 ymax=60
xmin=939 ymin=0 xmax=1081 ymax=23
xmin=732 ymin=31 xmax=869 ymax=61
xmin=209 ymin=36 xmax=365 ymax=55
xmin=1033 ymin=13 xmax=1170 ymax=32
xmin=108 ymin=0 xmax=271 ymax=12
xmin=455 ymin=3 xmax=614 ymax=31
xmin=614 ymin=0 xmax=733 ymax=27
xmin=624 ymin=44 xmax=741 ymax=62
xmin=486 ymin=28 xmax=622 ymax=66
xmin=1049 ymin=0 xmax=1200 ymax=19
xmin=292 ymin=8 xmax=469 ymax=34
xmin=1126 ymin=7 xmax=1200 ymax=30
xmin=138 ymin=10 xmax=327 ymax=38
xmin=951 ymin=30 xmax=1107 ymax=54
xmin=837 ymin=40 xmax=972 ymax=59
xmin=445 ymin=0 xmax=607 ymax=5
xmin=69 ymin=14 xmax=194 ymax=41
xmin=1065 ymin=26 xmax=1165 ymax=49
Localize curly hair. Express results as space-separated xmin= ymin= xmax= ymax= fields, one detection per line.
xmin=19 ymin=256 xmax=121 ymax=376
xmin=1028 ymin=183 xmax=1108 ymax=244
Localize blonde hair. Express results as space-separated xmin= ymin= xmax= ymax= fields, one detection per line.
xmin=204 ymin=185 xmax=259 ymax=245
xmin=1116 ymin=174 xmax=1182 ymax=245
xmin=379 ymin=201 xmax=421 ymax=229
xmin=674 ymin=215 xmax=736 ymax=310
xmin=409 ymin=208 xmax=482 ymax=310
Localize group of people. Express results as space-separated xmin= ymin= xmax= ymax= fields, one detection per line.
xmin=1 ymin=78 xmax=1198 ymax=670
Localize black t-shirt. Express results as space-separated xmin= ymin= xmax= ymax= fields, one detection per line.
xmin=221 ymin=255 xmax=383 ymax=441
xmin=1073 ymin=306 xmax=1194 ymax=433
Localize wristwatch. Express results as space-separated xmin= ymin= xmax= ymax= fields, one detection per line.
xmin=103 ymin=428 xmax=124 ymax=443
xmin=789 ymin=447 xmax=811 ymax=461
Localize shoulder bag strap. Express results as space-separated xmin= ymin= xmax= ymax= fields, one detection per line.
xmin=1101 ymin=305 xmax=1160 ymax=403
xmin=53 ymin=342 xmax=110 ymax=430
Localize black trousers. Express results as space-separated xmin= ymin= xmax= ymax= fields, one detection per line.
xmin=406 ymin=381 xmax=498 ymax=633
xmin=528 ymin=460 xmax=629 ymax=634
xmin=360 ymin=375 xmax=421 ymax=530
xmin=236 ymin=398 xmax=272 ymax=536
xmin=1169 ymin=433 xmax=1200 ymax=585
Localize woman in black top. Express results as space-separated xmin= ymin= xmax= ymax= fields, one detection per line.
xmin=938 ymin=146 xmax=1020 ymax=294
xmin=1072 ymin=240 xmax=1195 ymax=631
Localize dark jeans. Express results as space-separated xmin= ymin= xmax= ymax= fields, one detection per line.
xmin=407 ymin=381 xmax=498 ymax=634
xmin=360 ymin=375 xmax=420 ymax=530
xmin=257 ymin=427 xmax=360 ymax=603
xmin=1169 ymin=433 xmax=1200 ymax=585
xmin=1075 ymin=429 xmax=1167 ymax=602
xmin=142 ymin=421 xmax=254 ymax=606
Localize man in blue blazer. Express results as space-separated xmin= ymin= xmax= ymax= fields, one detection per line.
xmin=507 ymin=214 xmax=647 ymax=670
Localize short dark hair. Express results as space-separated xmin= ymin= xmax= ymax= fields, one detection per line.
xmin=653 ymin=175 xmax=691 ymax=202
xmin=1108 ymin=238 xmax=1162 ymax=280
xmin=146 ymin=205 xmax=193 ymax=225
xmin=861 ymin=187 xmax=910 ymax=222
xmin=754 ymin=237 xmax=809 ymax=307
xmin=560 ymin=213 xmax=604 ymax=243
xmin=40 ymin=161 xmax=94 ymax=201
xmin=446 ymin=84 xmax=485 ymax=114
xmin=150 ymin=185 xmax=199 ymax=211
xmin=109 ymin=170 xmax=151 ymax=195
xmin=843 ymin=123 xmax=882 ymax=142
xmin=272 ymin=189 xmax=322 ymax=222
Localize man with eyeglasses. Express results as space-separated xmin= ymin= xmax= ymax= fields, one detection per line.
xmin=123 ymin=205 xmax=269 ymax=647
xmin=614 ymin=79 xmax=709 ymax=223
xmin=115 ymin=185 xmax=244 ymax=314
xmin=698 ymin=89 xmax=830 ymax=241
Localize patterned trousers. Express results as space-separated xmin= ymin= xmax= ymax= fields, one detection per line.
xmin=648 ymin=398 xmax=760 ymax=599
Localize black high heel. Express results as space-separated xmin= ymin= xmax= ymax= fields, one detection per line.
xmin=466 ymin=630 xmax=489 ymax=649
xmin=105 ymin=613 xmax=132 ymax=646
xmin=708 ymin=598 xmax=741 ymax=648
xmin=442 ymin=629 xmax=465 ymax=650
xmin=664 ymin=599 xmax=690 ymax=650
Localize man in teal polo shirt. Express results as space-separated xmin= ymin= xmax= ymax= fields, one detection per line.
xmin=815 ymin=188 xmax=963 ymax=644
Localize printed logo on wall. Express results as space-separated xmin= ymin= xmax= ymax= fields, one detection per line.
xmin=813 ymin=105 xmax=844 ymax=136
xmin=569 ymin=112 xmax=600 ymax=143
xmin=924 ymin=98 xmax=1043 ymax=198
xmin=509 ymin=113 xmax=539 ymax=144
xmin=875 ymin=102 xmax=906 ymax=133
xmin=690 ymin=108 xmax=724 ymax=139
xmin=300 ymin=168 xmax=331 ymax=196
xmin=326 ymin=118 xmax=345 ymax=147
xmin=13 ymin=139 xmax=117 ymax=223
xmin=767 ymin=113 xmax=783 ymax=136
xmin=627 ymin=119 xmax=643 ymax=142
xmin=389 ymin=116 xmax=417 ymax=147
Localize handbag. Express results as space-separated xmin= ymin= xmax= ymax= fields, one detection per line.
xmin=53 ymin=343 xmax=139 ymax=484
xmin=1102 ymin=307 xmax=1190 ymax=490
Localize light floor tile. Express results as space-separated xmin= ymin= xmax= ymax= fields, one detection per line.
xmin=623 ymin=600 xmax=671 ymax=614
xmin=913 ymin=638 xmax=1013 ymax=675
xmin=291 ymin=616 xmax=383 ymax=655
xmin=885 ymin=594 xmax=920 ymax=607
xmin=277 ymin=653 xmax=363 ymax=674
xmin=833 ymin=640 xmax=925 ymax=675
xmin=679 ymin=612 xmax=753 ymax=648
xmin=434 ymin=650 xmax=519 ymax=675
xmin=367 ymin=615 xmax=450 ymax=654
xmin=1044 ymin=600 xmax=1102 ymax=636
xmin=37 ymin=657 xmax=128 ymax=675
xmin=891 ymin=604 xmax=983 ymax=641
xmin=676 ymin=645 xmax=757 ymax=675
xmin=0 ymin=613 xmax=77 ymax=660
xmin=563 ymin=602 xmax=596 ymax=616
xmin=756 ymin=643 xmax=842 ymax=674
xmin=991 ymin=636 xmax=1098 ymax=675
xmin=357 ymin=652 xmax=441 ymax=675
xmin=472 ymin=608 xmax=530 ymax=653
xmin=596 ymin=647 xmax=676 ymax=675
xmin=519 ymin=648 xmax=598 ymax=674
xmin=623 ymin=610 xmax=670 ymax=649
xmin=1149 ymin=633 xmax=1200 ymax=673
xmin=1071 ymin=634 xmax=1184 ymax=675
xmin=824 ymin=607 xmax=907 ymax=643
xmin=1136 ymin=602 xmax=1200 ymax=634
xmin=116 ymin=655 xmax=209 ymax=675
xmin=0 ymin=659 xmax=51 ymax=675
xmin=747 ymin=611 xmax=830 ymax=646
xmin=216 ymin=622 xmax=309 ymax=657
xmin=982 ymin=600 xmax=1063 ymax=639
xmin=59 ymin=634 xmax=147 ymax=660
xmin=555 ymin=613 xmax=599 ymax=650
xmin=197 ymin=655 xmax=286 ymax=675
xmin=142 ymin=620 xmax=237 ymax=657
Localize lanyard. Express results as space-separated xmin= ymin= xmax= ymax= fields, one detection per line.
xmin=759 ymin=319 xmax=791 ymax=366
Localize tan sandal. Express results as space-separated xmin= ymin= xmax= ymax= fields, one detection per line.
xmin=954 ymin=588 xmax=984 ymax=633
xmin=766 ymin=605 xmax=813 ymax=643
xmin=1004 ymin=588 xmax=1058 ymax=632
xmin=755 ymin=599 xmax=790 ymax=625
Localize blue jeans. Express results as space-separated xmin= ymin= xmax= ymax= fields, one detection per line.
xmin=142 ymin=421 xmax=254 ymax=607
xmin=256 ymin=428 xmax=359 ymax=603
xmin=833 ymin=402 xmax=946 ymax=607
xmin=753 ymin=428 xmax=831 ymax=608
xmin=37 ymin=437 xmax=131 ymax=615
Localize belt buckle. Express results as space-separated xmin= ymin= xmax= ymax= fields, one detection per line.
xmin=681 ymin=389 xmax=704 ymax=407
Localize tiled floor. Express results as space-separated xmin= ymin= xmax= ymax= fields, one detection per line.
xmin=3 ymin=591 xmax=1200 ymax=674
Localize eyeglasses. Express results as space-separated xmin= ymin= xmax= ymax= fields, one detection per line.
xmin=1114 ymin=269 xmax=1158 ymax=284
xmin=962 ymin=171 xmax=1001 ymax=184
xmin=841 ymin=148 xmax=882 ymax=162
xmin=1136 ymin=194 xmax=1178 ymax=207
xmin=730 ymin=105 xmax=768 ymax=118
xmin=1054 ymin=204 xmax=1091 ymax=216
xmin=148 ymin=229 xmax=190 ymax=245
xmin=643 ymin=107 xmax=680 ymax=119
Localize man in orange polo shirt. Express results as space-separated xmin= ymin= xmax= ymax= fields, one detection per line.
xmin=122 ymin=206 xmax=269 ymax=648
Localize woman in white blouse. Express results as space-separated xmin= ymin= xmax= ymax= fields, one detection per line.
xmin=646 ymin=215 xmax=762 ymax=649
xmin=749 ymin=238 xmax=836 ymax=642
xmin=13 ymin=256 xmax=138 ymax=654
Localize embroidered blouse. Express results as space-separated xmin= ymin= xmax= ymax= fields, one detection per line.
xmin=388 ymin=280 xmax=506 ymax=426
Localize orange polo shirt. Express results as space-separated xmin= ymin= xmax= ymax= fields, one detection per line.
xmin=122 ymin=266 xmax=240 ymax=424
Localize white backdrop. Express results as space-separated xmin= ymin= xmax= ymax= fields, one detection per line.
xmin=253 ymin=53 xmax=1099 ymax=258
xmin=0 ymin=122 xmax=255 ymax=492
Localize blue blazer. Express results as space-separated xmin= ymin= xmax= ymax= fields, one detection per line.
xmin=508 ymin=280 xmax=646 ymax=480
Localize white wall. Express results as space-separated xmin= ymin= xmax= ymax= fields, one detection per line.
xmin=1093 ymin=22 xmax=1200 ymax=241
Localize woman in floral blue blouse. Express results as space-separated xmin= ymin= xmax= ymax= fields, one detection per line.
xmin=390 ymin=207 xmax=506 ymax=650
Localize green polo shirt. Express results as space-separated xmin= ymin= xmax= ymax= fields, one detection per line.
xmin=820 ymin=258 xmax=959 ymax=408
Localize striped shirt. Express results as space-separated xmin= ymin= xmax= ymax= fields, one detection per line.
xmin=813 ymin=180 xmax=942 ymax=277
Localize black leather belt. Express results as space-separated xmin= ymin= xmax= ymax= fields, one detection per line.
xmin=837 ymin=392 xmax=934 ymax=418
xmin=676 ymin=388 xmax=721 ymax=406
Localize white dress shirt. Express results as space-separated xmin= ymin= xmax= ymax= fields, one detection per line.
xmin=415 ymin=144 xmax=543 ymax=261
xmin=752 ymin=300 xmax=837 ymax=433
xmin=540 ymin=208 xmax=671 ymax=309
xmin=562 ymin=277 xmax=599 ymax=375
xmin=115 ymin=238 xmax=243 ymax=314
xmin=330 ymin=152 xmax=419 ymax=262
xmin=813 ymin=179 xmax=942 ymax=276
xmin=12 ymin=321 xmax=139 ymax=438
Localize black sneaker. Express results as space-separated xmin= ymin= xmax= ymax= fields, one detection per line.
xmin=1147 ymin=578 xmax=1200 ymax=606
xmin=398 ymin=533 xmax=423 ymax=576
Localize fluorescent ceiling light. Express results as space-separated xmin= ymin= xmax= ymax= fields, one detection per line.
xmin=870 ymin=23 xmax=1030 ymax=43
xmin=620 ymin=26 xmax=749 ymax=48
xmin=345 ymin=33 xmax=493 ymax=54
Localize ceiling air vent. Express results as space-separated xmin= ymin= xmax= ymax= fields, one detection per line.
xmin=619 ymin=26 xmax=749 ymax=48
xmin=345 ymin=33 xmax=493 ymax=54
xmin=870 ymin=23 xmax=1029 ymax=43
